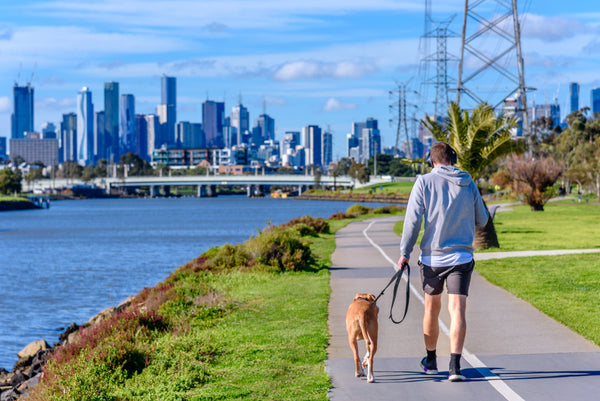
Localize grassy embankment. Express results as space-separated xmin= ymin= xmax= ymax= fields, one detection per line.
xmin=27 ymin=204 xmax=403 ymax=401
xmin=395 ymin=200 xmax=600 ymax=346
xmin=0 ymin=195 xmax=37 ymax=211
xmin=299 ymin=181 xmax=414 ymax=203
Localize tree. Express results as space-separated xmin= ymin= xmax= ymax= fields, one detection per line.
xmin=423 ymin=101 xmax=527 ymax=248
xmin=348 ymin=161 xmax=369 ymax=184
xmin=506 ymin=155 xmax=563 ymax=211
xmin=0 ymin=169 xmax=22 ymax=195
xmin=119 ymin=152 xmax=154 ymax=176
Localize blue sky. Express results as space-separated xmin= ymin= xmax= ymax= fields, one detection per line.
xmin=1 ymin=0 xmax=600 ymax=159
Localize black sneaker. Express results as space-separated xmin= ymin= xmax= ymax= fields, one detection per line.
xmin=420 ymin=357 xmax=438 ymax=375
xmin=448 ymin=368 xmax=466 ymax=382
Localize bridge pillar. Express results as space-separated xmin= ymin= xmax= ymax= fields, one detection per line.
xmin=150 ymin=185 xmax=159 ymax=198
xmin=298 ymin=185 xmax=303 ymax=196
xmin=206 ymin=185 xmax=217 ymax=197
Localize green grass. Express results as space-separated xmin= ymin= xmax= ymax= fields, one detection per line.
xmin=351 ymin=181 xmax=414 ymax=195
xmin=486 ymin=201 xmax=600 ymax=251
xmin=28 ymin=204 xmax=402 ymax=400
xmin=392 ymin=199 xmax=600 ymax=346
xmin=475 ymin=254 xmax=600 ymax=346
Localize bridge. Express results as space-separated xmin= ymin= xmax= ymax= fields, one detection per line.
xmin=91 ymin=174 xmax=357 ymax=197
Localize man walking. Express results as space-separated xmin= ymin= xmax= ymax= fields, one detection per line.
xmin=398 ymin=142 xmax=488 ymax=381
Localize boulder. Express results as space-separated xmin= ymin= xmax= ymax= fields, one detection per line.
xmin=17 ymin=340 xmax=49 ymax=361
xmin=86 ymin=306 xmax=116 ymax=326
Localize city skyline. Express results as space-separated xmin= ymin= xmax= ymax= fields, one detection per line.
xmin=1 ymin=1 xmax=600 ymax=158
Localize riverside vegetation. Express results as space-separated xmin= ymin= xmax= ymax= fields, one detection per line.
xmin=23 ymin=204 xmax=403 ymax=401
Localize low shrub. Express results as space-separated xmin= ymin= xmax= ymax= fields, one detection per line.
xmin=346 ymin=204 xmax=371 ymax=216
xmin=282 ymin=215 xmax=330 ymax=234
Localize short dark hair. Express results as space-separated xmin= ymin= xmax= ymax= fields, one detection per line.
xmin=430 ymin=142 xmax=456 ymax=165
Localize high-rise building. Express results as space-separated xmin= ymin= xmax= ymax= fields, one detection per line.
xmin=145 ymin=114 xmax=161 ymax=160
xmin=192 ymin=123 xmax=204 ymax=148
xmin=9 ymin=137 xmax=59 ymax=167
xmin=0 ymin=137 xmax=7 ymax=159
xmin=282 ymin=131 xmax=300 ymax=156
xmin=76 ymin=87 xmax=94 ymax=165
xmin=104 ymin=81 xmax=119 ymax=161
xmin=322 ymin=131 xmax=333 ymax=168
xmin=135 ymin=114 xmax=148 ymax=160
xmin=591 ymin=88 xmax=600 ymax=116
xmin=161 ymin=75 xmax=177 ymax=145
xmin=60 ymin=113 xmax=77 ymax=163
xmin=177 ymin=121 xmax=193 ymax=148
xmin=532 ymin=104 xmax=561 ymax=128
xmin=11 ymin=84 xmax=34 ymax=139
xmin=120 ymin=94 xmax=136 ymax=155
xmin=303 ymin=125 xmax=322 ymax=167
xmin=230 ymin=101 xmax=249 ymax=146
xmin=202 ymin=100 xmax=225 ymax=148
xmin=569 ymin=82 xmax=580 ymax=114
xmin=41 ymin=122 xmax=57 ymax=139
xmin=93 ymin=111 xmax=105 ymax=162
xmin=253 ymin=114 xmax=275 ymax=146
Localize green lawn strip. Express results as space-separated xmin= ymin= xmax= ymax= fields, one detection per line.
xmin=475 ymin=254 xmax=600 ymax=346
xmin=27 ymin=206 xmax=405 ymax=400
xmin=393 ymin=201 xmax=600 ymax=252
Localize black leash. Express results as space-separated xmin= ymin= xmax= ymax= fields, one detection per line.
xmin=372 ymin=263 xmax=411 ymax=324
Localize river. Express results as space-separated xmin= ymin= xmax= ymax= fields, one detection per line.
xmin=0 ymin=196 xmax=384 ymax=369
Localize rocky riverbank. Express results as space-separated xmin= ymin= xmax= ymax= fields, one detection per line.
xmin=0 ymin=296 xmax=135 ymax=400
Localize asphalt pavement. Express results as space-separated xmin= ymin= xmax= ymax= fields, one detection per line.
xmin=326 ymin=216 xmax=600 ymax=401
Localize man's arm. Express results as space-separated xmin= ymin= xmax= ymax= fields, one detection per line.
xmin=473 ymin=183 xmax=489 ymax=227
xmin=399 ymin=177 xmax=424 ymax=265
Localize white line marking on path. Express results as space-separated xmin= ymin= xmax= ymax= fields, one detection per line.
xmin=363 ymin=220 xmax=526 ymax=401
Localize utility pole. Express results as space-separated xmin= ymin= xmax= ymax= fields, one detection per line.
xmin=456 ymin=0 xmax=532 ymax=136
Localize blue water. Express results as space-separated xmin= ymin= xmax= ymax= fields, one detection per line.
xmin=0 ymin=196 xmax=382 ymax=369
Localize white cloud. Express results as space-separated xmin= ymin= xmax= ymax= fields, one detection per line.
xmin=273 ymin=60 xmax=377 ymax=81
xmin=521 ymin=13 xmax=591 ymax=42
xmin=322 ymin=98 xmax=357 ymax=111
xmin=0 ymin=97 xmax=11 ymax=113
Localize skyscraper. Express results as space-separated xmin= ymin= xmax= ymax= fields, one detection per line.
xmin=253 ymin=114 xmax=275 ymax=146
xmin=230 ymin=100 xmax=249 ymax=146
xmin=202 ymin=100 xmax=225 ymax=148
xmin=93 ymin=111 xmax=105 ymax=163
xmin=104 ymin=81 xmax=119 ymax=161
xmin=60 ymin=112 xmax=77 ymax=163
xmin=322 ymin=131 xmax=333 ymax=168
xmin=303 ymin=125 xmax=322 ymax=167
xmin=11 ymin=84 xmax=34 ymax=139
xmin=569 ymin=82 xmax=580 ymax=114
xmin=161 ymin=75 xmax=177 ymax=145
xmin=120 ymin=94 xmax=136 ymax=155
xmin=76 ymin=87 xmax=94 ymax=165
xmin=135 ymin=115 xmax=148 ymax=160
xmin=145 ymin=114 xmax=161 ymax=159
xmin=591 ymin=88 xmax=600 ymax=116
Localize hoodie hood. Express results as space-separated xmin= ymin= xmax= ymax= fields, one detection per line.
xmin=432 ymin=165 xmax=473 ymax=187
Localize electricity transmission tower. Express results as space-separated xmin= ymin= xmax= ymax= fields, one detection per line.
xmin=389 ymin=81 xmax=416 ymax=158
xmin=456 ymin=0 xmax=531 ymax=135
xmin=419 ymin=0 xmax=458 ymax=117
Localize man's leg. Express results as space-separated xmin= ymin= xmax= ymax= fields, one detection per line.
xmin=423 ymin=293 xmax=442 ymax=351
xmin=448 ymin=294 xmax=467 ymax=353
xmin=448 ymin=293 xmax=467 ymax=381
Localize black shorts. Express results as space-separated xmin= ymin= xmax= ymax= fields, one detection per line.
xmin=419 ymin=260 xmax=474 ymax=296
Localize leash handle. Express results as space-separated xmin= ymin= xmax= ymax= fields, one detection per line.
xmin=372 ymin=263 xmax=411 ymax=324
xmin=389 ymin=263 xmax=410 ymax=324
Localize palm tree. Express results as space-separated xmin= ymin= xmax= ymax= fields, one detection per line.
xmin=423 ymin=101 xmax=527 ymax=248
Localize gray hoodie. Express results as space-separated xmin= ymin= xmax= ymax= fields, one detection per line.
xmin=400 ymin=165 xmax=489 ymax=260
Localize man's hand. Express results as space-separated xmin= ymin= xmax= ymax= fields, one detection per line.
xmin=398 ymin=256 xmax=409 ymax=269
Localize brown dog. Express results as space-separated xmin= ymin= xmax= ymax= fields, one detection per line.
xmin=345 ymin=293 xmax=379 ymax=383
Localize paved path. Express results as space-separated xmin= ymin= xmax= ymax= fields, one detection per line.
xmin=327 ymin=216 xmax=600 ymax=401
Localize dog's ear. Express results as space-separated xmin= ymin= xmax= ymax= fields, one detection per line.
xmin=367 ymin=294 xmax=376 ymax=303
